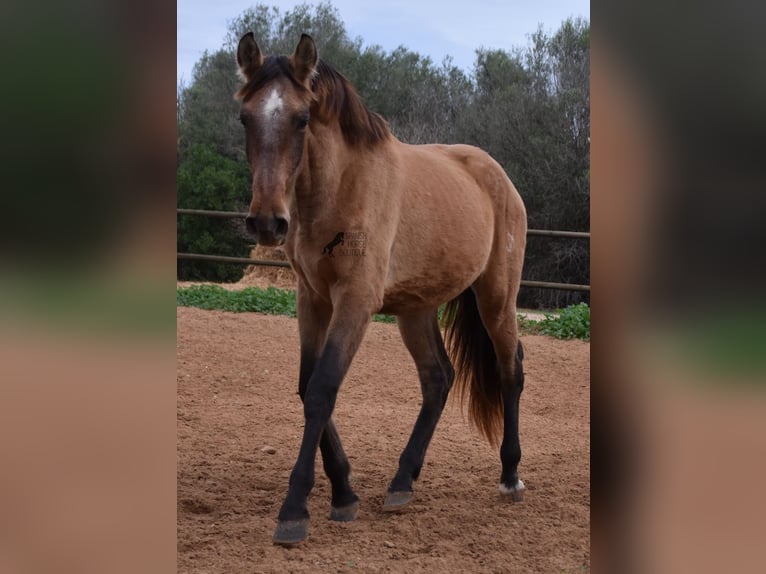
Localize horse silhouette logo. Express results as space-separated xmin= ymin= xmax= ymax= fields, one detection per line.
xmin=322 ymin=232 xmax=345 ymax=257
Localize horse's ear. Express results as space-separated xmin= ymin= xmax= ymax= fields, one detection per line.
xmin=237 ymin=32 xmax=263 ymax=83
xmin=292 ymin=34 xmax=318 ymax=84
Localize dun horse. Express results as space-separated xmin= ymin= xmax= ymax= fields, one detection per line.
xmin=235 ymin=33 xmax=528 ymax=546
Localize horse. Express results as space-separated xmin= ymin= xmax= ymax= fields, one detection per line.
xmin=235 ymin=32 xmax=528 ymax=546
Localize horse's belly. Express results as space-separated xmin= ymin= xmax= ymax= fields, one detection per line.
xmin=379 ymin=253 xmax=487 ymax=314
xmin=380 ymin=230 xmax=493 ymax=314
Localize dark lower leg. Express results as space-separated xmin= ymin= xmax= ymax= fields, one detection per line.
xmin=387 ymin=312 xmax=454 ymax=499
xmin=298 ymin=346 xmax=357 ymax=512
xmin=278 ymin=307 xmax=369 ymax=525
xmin=320 ymin=420 xmax=358 ymax=509
xmin=273 ymin=292 xmax=370 ymax=544
xmin=500 ymin=342 xmax=524 ymax=492
xmin=388 ymin=363 xmax=452 ymax=493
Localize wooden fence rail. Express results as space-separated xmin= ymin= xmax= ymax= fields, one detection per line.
xmin=177 ymin=209 xmax=590 ymax=292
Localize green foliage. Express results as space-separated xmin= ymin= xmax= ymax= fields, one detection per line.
xmin=462 ymin=18 xmax=590 ymax=309
xmin=177 ymin=284 xmax=398 ymax=323
xmin=176 ymin=145 xmax=251 ymax=281
xmin=177 ymin=285 xmax=296 ymax=315
xmin=178 ymin=51 xmax=244 ymax=161
xmin=538 ymin=303 xmax=590 ymax=341
xmin=517 ymin=315 xmax=544 ymax=337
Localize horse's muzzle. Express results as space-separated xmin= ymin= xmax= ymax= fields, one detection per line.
xmin=245 ymin=213 xmax=289 ymax=246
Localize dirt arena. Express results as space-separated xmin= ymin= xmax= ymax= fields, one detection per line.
xmin=177 ymin=305 xmax=590 ymax=573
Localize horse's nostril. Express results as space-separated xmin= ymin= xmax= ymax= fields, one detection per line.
xmin=245 ymin=214 xmax=287 ymax=244
xmin=245 ymin=216 xmax=259 ymax=236
xmin=275 ymin=216 xmax=289 ymax=238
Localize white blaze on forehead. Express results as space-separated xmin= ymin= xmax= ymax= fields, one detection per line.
xmin=261 ymin=88 xmax=284 ymax=119
xmin=259 ymin=87 xmax=284 ymax=145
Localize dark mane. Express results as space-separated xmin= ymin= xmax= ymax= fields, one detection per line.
xmin=311 ymin=60 xmax=391 ymax=147
xmin=236 ymin=56 xmax=390 ymax=148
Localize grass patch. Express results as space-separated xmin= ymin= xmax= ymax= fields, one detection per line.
xmin=177 ymin=285 xmax=298 ymax=316
xmin=177 ymin=285 xmax=590 ymax=340
xmin=177 ymin=284 xmax=398 ymax=323
xmin=537 ymin=302 xmax=590 ymax=341
xmin=517 ymin=315 xmax=544 ymax=336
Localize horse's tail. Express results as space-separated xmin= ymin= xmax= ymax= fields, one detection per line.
xmin=442 ymin=288 xmax=503 ymax=446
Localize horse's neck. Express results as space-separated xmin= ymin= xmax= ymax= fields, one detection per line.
xmin=292 ymin=129 xmax=355 ymax=223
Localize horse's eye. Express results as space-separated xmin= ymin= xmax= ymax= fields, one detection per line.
xmin=239 ymin=114 xmax=249 ymax=126
xmin=297 ymin=114 xmax=310 ymax=130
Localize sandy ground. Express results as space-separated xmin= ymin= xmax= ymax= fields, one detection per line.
xmin=177 ymin=305 xmax=590 ymax=573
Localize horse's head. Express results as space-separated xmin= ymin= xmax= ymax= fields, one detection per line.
xmin=235 ymin=33 xmax=318 ymax=246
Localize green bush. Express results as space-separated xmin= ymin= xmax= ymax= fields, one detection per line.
xmin=538 ymin=302 xmax=590 ymax=341
xmin=176 ymin=144 xmax=251 ymax=282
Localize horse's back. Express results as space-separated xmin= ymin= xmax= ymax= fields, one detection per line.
xmin=398 ymin=142 xmax=525 ymax=247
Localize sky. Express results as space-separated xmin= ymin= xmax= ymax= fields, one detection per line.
xmin=177 ymin=0 xmax=589 ymax=86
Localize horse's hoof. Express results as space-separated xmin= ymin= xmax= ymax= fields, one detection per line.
xmin=499 ymin=479 xmax=525 ymax=502
xmin=382 ymin=490 xmax=413 ymax=512
xmin=329 ymin=500 xmax=359 ymax=522
xmin=273 ymin=519 xmax=309 ymax=546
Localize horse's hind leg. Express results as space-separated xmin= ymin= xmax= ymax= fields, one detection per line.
xmin=499 ymin=339 xmax=525 ymax=500
xmin=384 ymin=309 xmax=454 ymax=510
xmin=472 ymin=272 xmax=526 ymax=500
xmin=296 ymin=283 xmax=359 ymax=522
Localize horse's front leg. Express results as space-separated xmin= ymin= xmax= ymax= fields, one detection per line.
xmin=295 ymin=283 xmax=359 ymax=523
xmin=274 ymin=293 xmax=372 ymax=546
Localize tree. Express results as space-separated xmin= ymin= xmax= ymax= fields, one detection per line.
xmin=178 ymin=50 xmax=244 ymax=163
xmin=176 ymin=144 xmax=251 ymax=281
xmin=455 ymin=18 xmax=590 ymax=308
